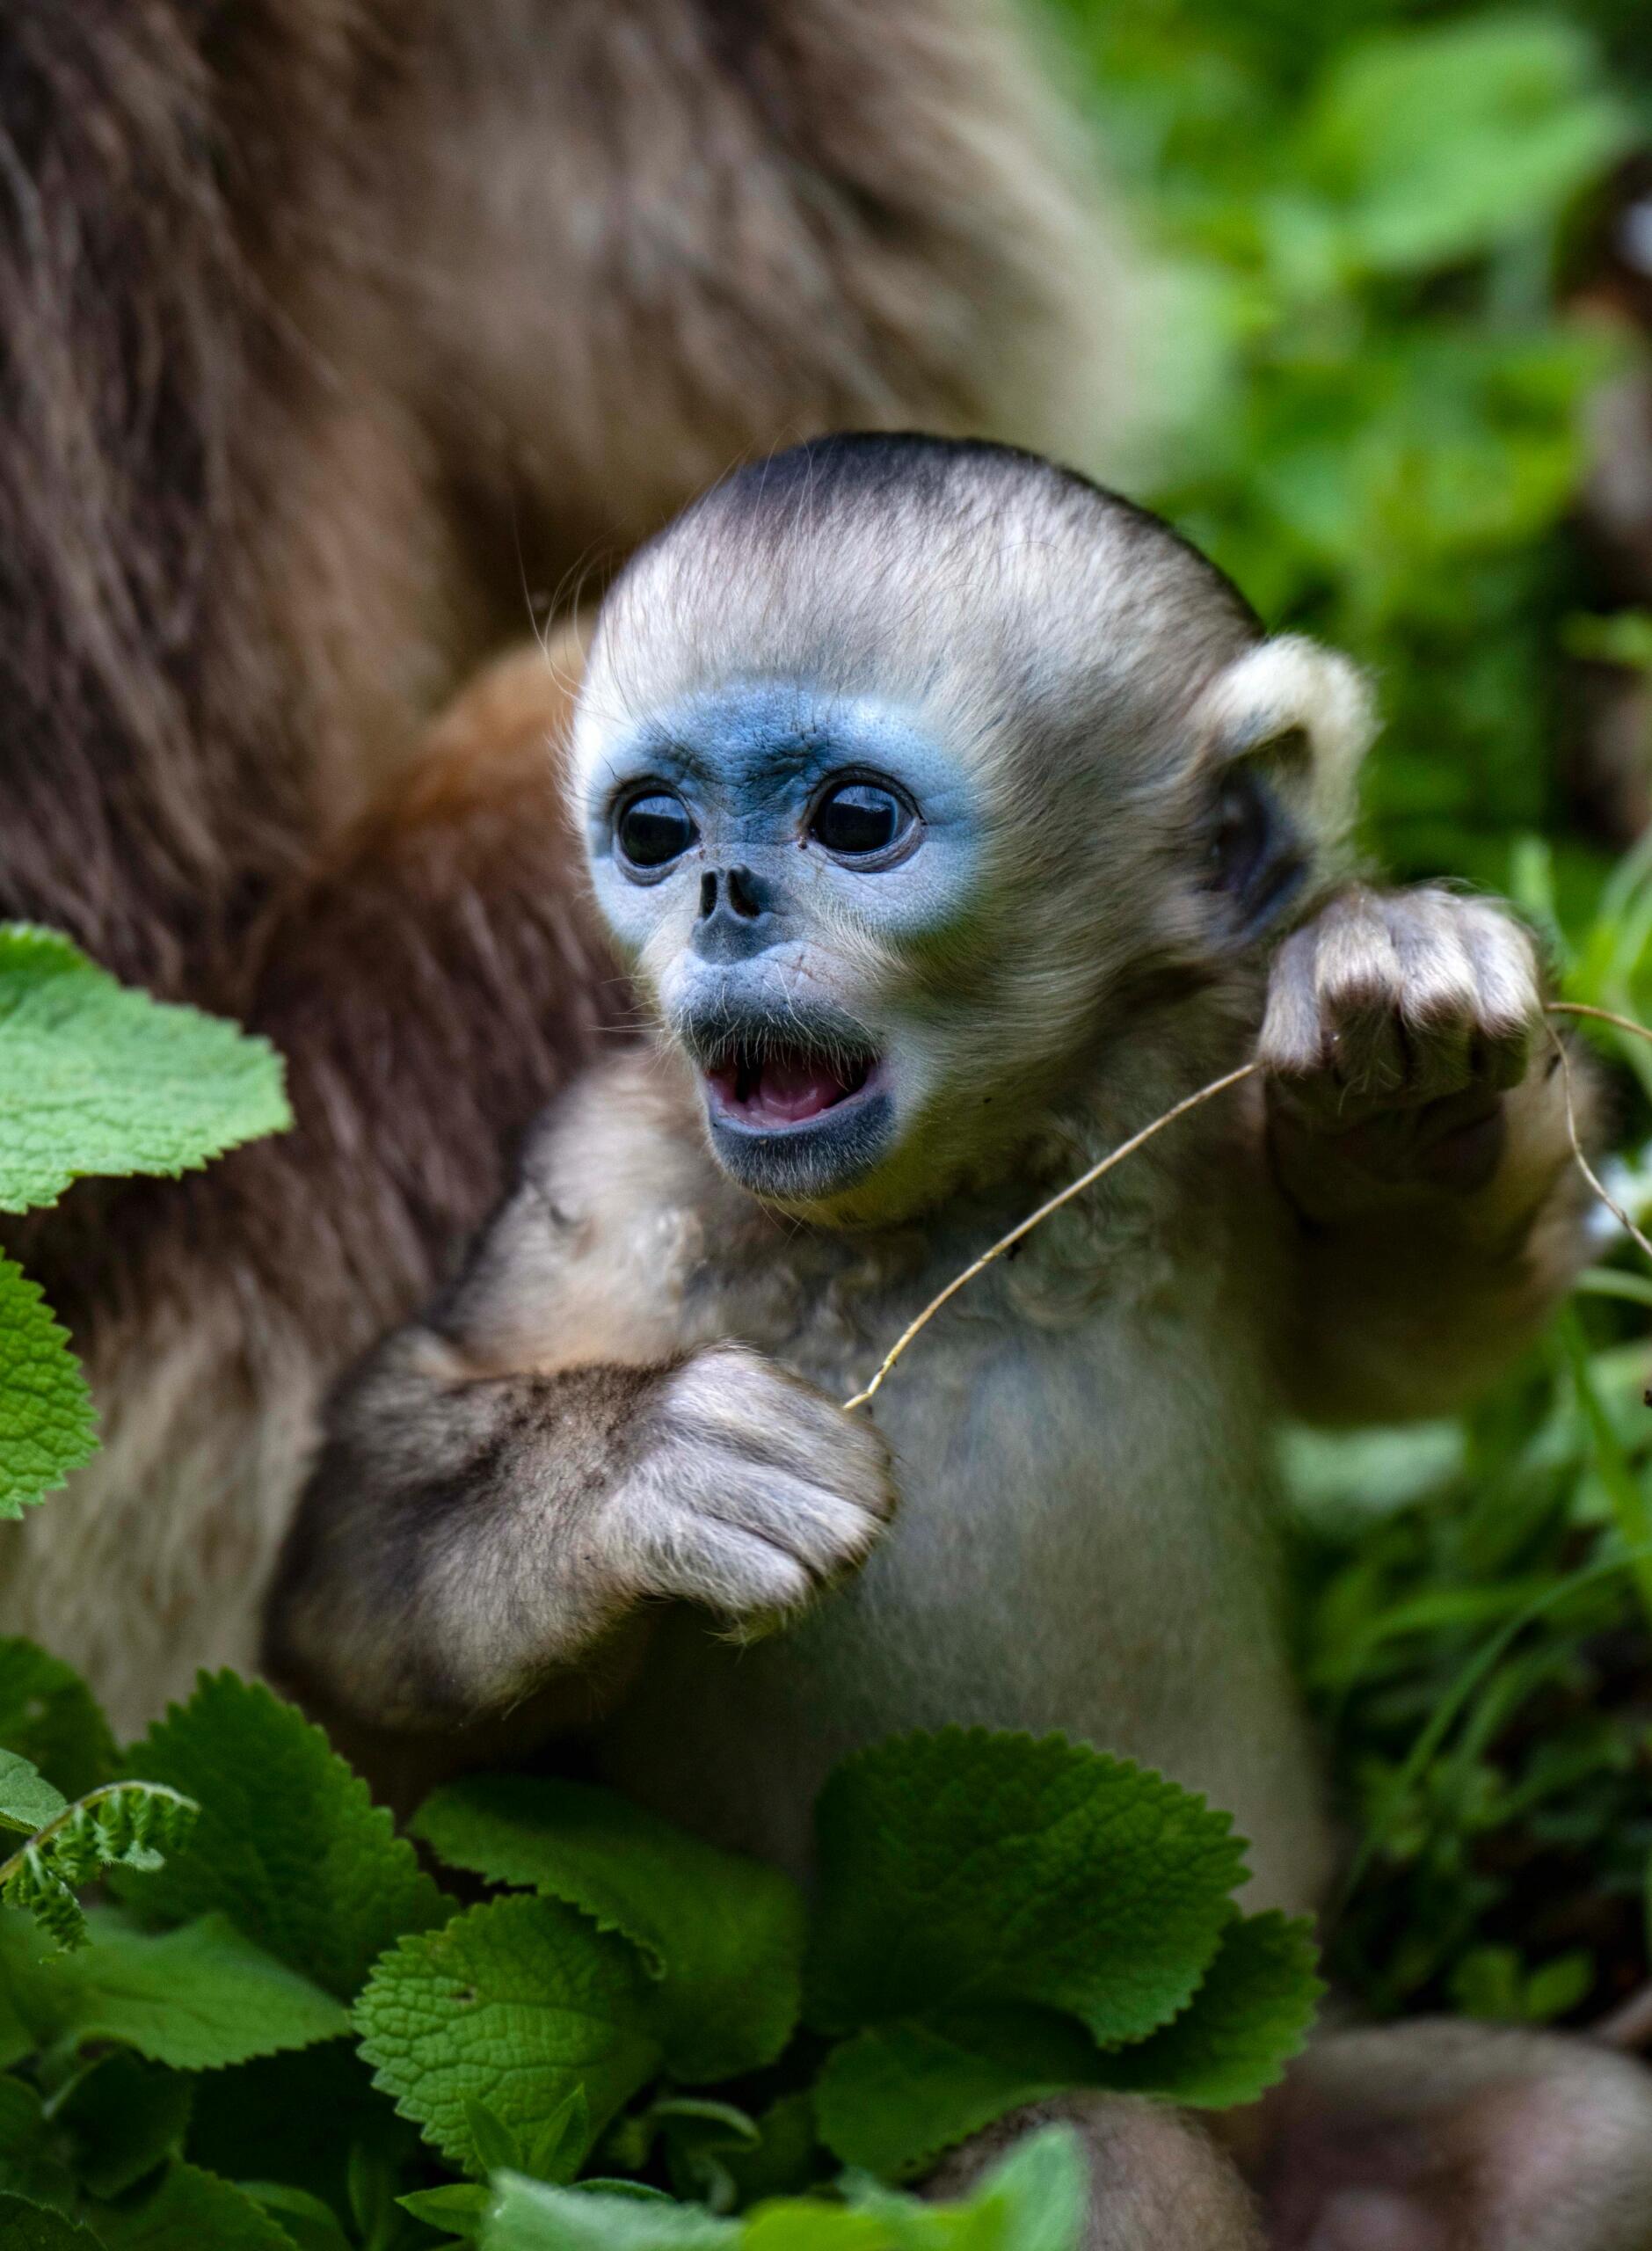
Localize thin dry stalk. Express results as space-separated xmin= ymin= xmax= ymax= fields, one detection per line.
xmin=842 ymin=1059 xmax=1261 ymax=1411
xmin=1547 ymin=1027 xmax=1652 ymax=1269
xmin=1546 ymin=1001 xmax=1652 ymax=1045
xmin=842 ymin=999 xmax=1652 ymax=1414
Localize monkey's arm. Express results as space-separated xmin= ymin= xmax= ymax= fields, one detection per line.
xmin=1260 ymin=886 xmax=1590 ymax=1424
xmin=264 ymin=1180 xmax=894 ymax=1736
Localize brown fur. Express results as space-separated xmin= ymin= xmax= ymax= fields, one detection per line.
xmin=0 ymin=0 xmax=1125 ymax=1725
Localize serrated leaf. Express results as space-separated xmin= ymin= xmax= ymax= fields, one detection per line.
xmin=114 ymin=1674 xmax=447 ymax=1998
xmin=806 ymin=1731 xmax=1246 ymax=2046
xmin=814 ymin=1920 xmax=1322 ymax=2175
xmin=51 ymin=2051 xmax=191 ymax=2200
xmin=0 ymin=1261 xmax=97 ymax=1519
xmin=88 ymin=2160 xmax=298 ymax=2250
xmin=0 ymin=1757 xmax=65 ymax=1839
xmin=1092 ymin=1910 xmax=1323 ymax=2109
xmin=414 ymin=1779 xmax=804 ymax=2082
xmin=0 ymin=924 xmax=289 ymax=1214
xmin=354 ymin=1895 xmax=661 ymax=2175
xmin=813 ymin=2005 xmax=1101 ymax=2180
xmin=0 ymin=1781 xmax=199 ymax=1955
xmin=0 ymin=1643 xmax=115 ymax=1799
xmin=0 ymin=2197 xmax=100 ymax=2249
xmin=0 ymin=1908 xmax=347 ymax=2070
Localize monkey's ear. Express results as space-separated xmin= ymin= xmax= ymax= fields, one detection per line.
xmin=1190 ymin=637 xmax=1375 ymax=938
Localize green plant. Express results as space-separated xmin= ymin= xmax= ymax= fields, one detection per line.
xmin=0 ymin=922 xmax=288 ymax=1525
xmin=0 ymin=1647 xmax=1321 ymax=2247
xmin=1037 ymin=0 xmax=1652 ymax=2045
xmin=1050 ymin=0 xmax=1634 ymax=900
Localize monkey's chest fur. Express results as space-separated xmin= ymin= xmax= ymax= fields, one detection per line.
xmin=550 ymin=1076 xmax=1334 ymax=1916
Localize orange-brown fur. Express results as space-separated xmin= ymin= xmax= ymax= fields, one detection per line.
xmin=0 ymin=0 xmax=1124 ymax=1726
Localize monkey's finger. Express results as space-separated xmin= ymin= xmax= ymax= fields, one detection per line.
xmin=666 ymin=1348 xmax=893 ymax=1495
xmin=625 ymin=1506 xmax=817 ymax=1619
xmin=1456 ymin=902 xmax=1539 ymax=1092
xmin=673 ymin=1457 xmax=891 ymax=1574
xmin=1258 ymin=922 xmax=1327 ymax=1082
xmin=1311 ymin=888 xmax=1408 ymax=1104
xmin=1386 ymin=890 xmax=1478 ymax=1104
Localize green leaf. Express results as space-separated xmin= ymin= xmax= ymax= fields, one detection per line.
xmin=527 ymin=2088 xmax=589 ymax=2186
xmin=0 ymin=1643 xmax=116 ymax=1799
xmin=0 ymin=2197 xmax=100 ymax=2249
xmin=806 ymin=1731 xmax=1246 ymax=2045
xmin=0 ymin=1782 xmax=199 ymax=1953
xmin=399 ymin=2184 xmax=490 ymax=2241
xmin=89 ymin=2161 xmax=298 ymax=2251
xmin=479 ymin=2127 xmax=1088 ymax=2251
xmin=0 ymin=1261 xmax=97 ymax=1519
xmin=0 ymin=924 xmax=289 ymax=1215
xmin=0 ymin=2077 xmax=76 ymax=2211
xmin=720 ymin=2094 xmax=823 ymax=2209
xmin=353 ymin=1895 xmax=662 ymax=2175
xmin=1298 ymin=18 xmax=1629 ymax=273
xmin=465 ymin=2100 xmax=527 ymax=2175
xmin=113 ymin=1674 xmax=447 ymax=1999
xmin=237 ymin=2184 xmax=353 ymax=2251
xmin=813 ymin=2006 xmax=1100 ymax=2180
xmin=1092 ymin=1911 xmax=1323 ymax=2109
xmin=51 ymin=2051 xmax=191 ymax=2198
xmin=836 ymin=2124 xmax=1088 ymax=2251
xmin=0 ymin=1757 xmax=65 ymax=1839
xmin=0 ymin=1998 xmax=30 ymax=2079
xmin=414 ymin=1779 xmax=804 ymax=2083
xmin=483 ymin=2176 xmax=738 ymax=2251
xmin=0 ymin=1908 xmax=348 ymax=2070
xmin=187 ymin=2043 xmax=419 ymax=2221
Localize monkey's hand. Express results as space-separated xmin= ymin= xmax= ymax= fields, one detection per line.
xmin=1258 ymin=885 xmax=1590 ymax=1421
xmin=1260 ymin=885 xmax=1545 ymax=1206
xmin=266 ymin=1333 xmax=895 ymax=1732
xmin=601 ymin=1342 xmax=897 ymax=1628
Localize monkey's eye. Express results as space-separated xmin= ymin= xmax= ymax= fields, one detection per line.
xmin=808 ymin=779 xmax=914 ymax=859
xmin=615 ymin=790 xmax=695 ymax=870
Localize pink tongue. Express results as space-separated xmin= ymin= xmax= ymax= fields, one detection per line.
xmin=750 ymin=1054 xmax=846 ymax=1125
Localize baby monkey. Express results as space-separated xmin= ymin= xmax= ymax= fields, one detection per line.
xmin=269 ymin=438 xmax=1652 ymax=2247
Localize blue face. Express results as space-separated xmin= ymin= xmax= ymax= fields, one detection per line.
xmin=584 ymin=680 xmax=982 ymax=1203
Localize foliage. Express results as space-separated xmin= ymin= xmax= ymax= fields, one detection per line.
xmin=0 ymin=922 xmax=288 ymax=1521
xmin=0 ymin=1778 xmax=198 ymax=1953
xmin=0 ymin=1651 xmax=1317 ymax=2246
xmin=1039 ymin=0 xmax=1652 ymax=2036
xmin=1048 ymin=0 xmax=1639 ymax=896
xmin=0 ymin=926 xmax=290 ymax=1220
xmin=2 ymin=0 xmax=1651 ymax=2221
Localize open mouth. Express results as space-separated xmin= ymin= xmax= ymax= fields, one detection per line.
xmin=704 ymin=1041 xmax=880 ymax=1133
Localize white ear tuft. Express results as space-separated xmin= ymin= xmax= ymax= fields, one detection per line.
xmin=1191 ymin=636 xmax=1376 ymax=851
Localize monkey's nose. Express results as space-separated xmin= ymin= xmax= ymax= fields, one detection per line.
xmin=694 ymin=867 xmax=778 ymax=960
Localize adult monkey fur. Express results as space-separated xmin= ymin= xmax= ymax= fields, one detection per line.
xmin=273 ymin=437 xmax=1652 ymax=2248
xmin=0 ymin=0 xmax=1122 ymax=1722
